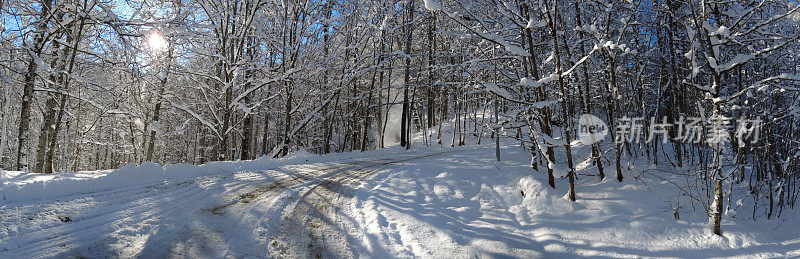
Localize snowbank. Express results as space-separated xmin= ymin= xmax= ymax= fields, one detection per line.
xmin=347 ymin=143 xmax=800 ymax=257
xmin=1 ymin=149 xmax=342 ymax=204
xmin=0 ymin=145 xmax=467 ymax=205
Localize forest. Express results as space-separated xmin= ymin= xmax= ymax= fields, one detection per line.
xmin=1 ymin=0 xmax=799 ymax=255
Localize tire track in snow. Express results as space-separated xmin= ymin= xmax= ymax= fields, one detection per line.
xmin=0 ymin=171 xmax=292 ymax=257
xmin=0 ymin=149 xmax=463 ymax=258
xmin=2 ymin=177 xmax=220 ymax=256
xmin=269 ymin=150 xmax=462 ymax=258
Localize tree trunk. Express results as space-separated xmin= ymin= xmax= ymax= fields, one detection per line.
xmin=35 ymin=21 xmax=70 ymax=173
xmin=609 ymin=56 xmax=623 ymax=182
xmin=546 ymin=2 xmax=576 ymax=201
xmin=573 ymin=2 xmax=605 ymax=182
xmin=240 ymin=39 xmax=255 ymax=160
xmin=146 ymin=47 xmax=173 ymax=162
xmin=427 ymin=13 xmax=436 ymax=131
xmin=400 ymin=1 xmax=415 ymax=149
xmin=261 ymin=113 xmax=270 ymax=157
xmin=280 ymin=83 xmax=291 ymax=157
xmin=713 ymin=179 xmax=723 ymax=235
xmin=523 ymin=3 xmax=556 ymax=188
xmin=35 ymin=92 xmax=59 ymax=173
xmin=16 ymin=0 xmax=54 ymax=171
xmin=494 ymin=95 xmax=500 ymax=161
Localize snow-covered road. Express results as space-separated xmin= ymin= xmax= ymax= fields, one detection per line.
xmin=0 ymin=149 xmax=471 ymax=258
xmin=1 ymin=160 xmax=301 ymax=257
xmin=2 ymin=144 xmax=799 ymax=258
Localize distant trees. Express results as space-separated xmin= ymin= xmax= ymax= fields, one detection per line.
xmin=420 ymin=0 xmax=800 ymax=235
xmin=0 ymin=0 xmax=798 ymax=234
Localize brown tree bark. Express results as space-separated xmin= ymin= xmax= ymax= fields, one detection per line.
xmin=522 ymin=3 xmax=556 ymax=188
xmin=16 ymin=0 xmax=55 ymax=171
xmin=400 ymin=1 xmax=415 ymax=149
xmin=546 ymin=1 xmax=576 ymax=201
xmin=573 ymin=2 xmax=605 ymax=182
xmin=145 ymin=46 xmax=173 ymax=162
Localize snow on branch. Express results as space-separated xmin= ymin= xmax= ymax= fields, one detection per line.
xmin=425 ymin=0 xmax=530 ymax=57
xmin=169 ymin=101 xmax=222 ymax=139
xmin=716 ymin=73 xmax=800 ymax=104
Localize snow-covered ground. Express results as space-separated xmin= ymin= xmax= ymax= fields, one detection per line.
xmin=1 ymin=142 xmax=799 ymax=258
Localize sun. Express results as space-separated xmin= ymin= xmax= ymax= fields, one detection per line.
xmin=146 ymin=30 xmax=168 ymax=52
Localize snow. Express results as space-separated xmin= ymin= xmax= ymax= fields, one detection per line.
xmin=543 ymin=51 xmax=554 ymax=65
xmin=716 ymin=25 xmax=731 ymax=38
xmin=29 ymin=51 xmax=51 ymax=72
xmin=483 ymin=82 xmax=511 ymax=100
xmin=346 ymin=144 xmax=800 ymax=257
xmin=423 ymin=0 xmax=442 ymax=11
xmin=539 ymin=73 xmax=558 ymax=84
xmin=1 ymin=140 xmax=798 ymax=257
xmin=527 ymin=19 xmax=546 ymax=29
xmin=519 ymin=77 xmax=541 ymax=88
xmin=481 ymin=33 xmax=530 ymax=58
xmin=1 ymin=153 xmax=305 ymax=204
xmin=718 ymin=54 xmax=755 ymax=72
xmin=504 ymin=44 xmax=530 ymax=57
xmin=0 ymin=75 xmax=11 ymax=85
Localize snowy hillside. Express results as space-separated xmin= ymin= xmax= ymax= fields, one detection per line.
xmin=2 ymin=142 xmax=798 ymax=258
